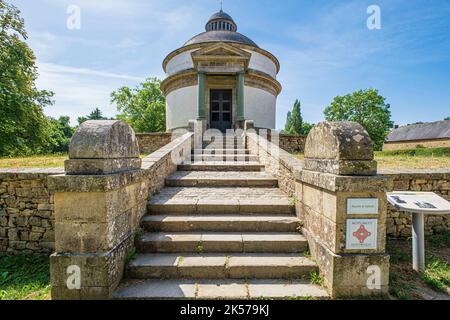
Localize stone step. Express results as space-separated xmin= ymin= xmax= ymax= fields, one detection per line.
xmin=113 ymin=279 xmax=329 ymax=300
xmin=178 ymin=162 xmax=264 ymax=172
xmin=126 ymin=253 xmax=317 ymax=279
xmin=193 ymin=149 xmax=250 ymax=155
xmin=191 ymin=155 xmax=258 ymax=162
xmin=142 ymin=215 xmax=299 ymax=232
xmin=136 ymin=232 xmax=308 ymax=253
xmin=165 ymin=171 xmax=278 ymax=187
xmin=202 ymin=143 xmax=246 ymax=150
xmin=148 ymin=187 xmax=294 ymax=215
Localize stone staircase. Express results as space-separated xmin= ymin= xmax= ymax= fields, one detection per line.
xmin=114 ymin=137 xmax=328 ymax=299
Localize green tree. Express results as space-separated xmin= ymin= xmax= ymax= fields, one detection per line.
xmin=444 ymin=117 xmax=450 ymax=121
xmin=323 ymin=89 xmax=393 ymax=150
xmin=0 ymin=1 xmax=54 ymax=156
xmin=284 ymin=99 xmax=313 ymax=135
xmin=77 ymin=107 xmax=109 ymax=125
xmin=111 ymin=77 xmax=166 ymax=133
xmin=44 ymin=116 xmax=75 ymax=154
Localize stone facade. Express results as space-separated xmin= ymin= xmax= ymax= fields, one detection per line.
xmin=0 ymin=168 xmax=63 ymax=254
xmin=162 ymin=11 xmax=282 ymax=131
xmin=136 ymin=133 xmax=172 ymax=154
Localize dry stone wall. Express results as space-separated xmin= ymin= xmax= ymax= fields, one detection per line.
xmin=137 ymin=132 xmax=306 ymax=154
xmin=279 ymin=134 xmax=306 ymax=153
xmin=136 ymin=133 xmax=172 ymax=154
xmin=380 ymin=169 xmax=450 ymax=237
xmin=0 ymin=168 xmax=64 ymax=254
xmin=0 ymin=133 xmax=192 ymax=255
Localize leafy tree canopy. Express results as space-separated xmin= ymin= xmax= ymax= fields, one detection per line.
xmin=284 ymin=99 xmax=313 ymax=135
xmin=323 ymin=89 xmax=393 ymax=151
xmin=77 ymin=107 xmax=110 ymax=125
xmin=111 ymin=77 xmax=166 ymax=133
xmin=0 ymin=0 xmax=54 ymax=156
xmin=44 ymin=116 xmax=75 ymax=154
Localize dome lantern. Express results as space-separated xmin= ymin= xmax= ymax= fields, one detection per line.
xmin=205 ymin=10 xmax=237 ymax=32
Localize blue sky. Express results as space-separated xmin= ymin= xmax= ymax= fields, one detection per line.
xmin=12 ymin=0 xmax=450 ymax=129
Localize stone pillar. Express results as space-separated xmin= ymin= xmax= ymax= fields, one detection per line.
xmin=49 ymin=121 xmax=149 ymax=300
xmin=197 ymin=72 xmax=206 ymax=120
xmin=236 ymin=72 xmax=245 ymax=128
xmin=299 ymin=121 xmax=391 ymax=298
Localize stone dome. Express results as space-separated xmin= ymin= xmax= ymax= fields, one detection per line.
xmin=183 ymin=10 xmax=258 ymax=48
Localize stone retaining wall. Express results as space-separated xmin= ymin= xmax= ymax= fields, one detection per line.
xmin=136 ymin=133 xmax=172 ymax=154
xmin=0 ymin=168 xmax=64 ymax=254
xmin=248 ymin=134 xmax=450 ymax=240
xmin=279 ymin=134 xmax=307 ymax=154
xmin=1 ymin=143 xmax=448 ymax=256
xmin=380 ymin=169 xmax=450 ymax=237
xmin=0 ymin=133 xmax=192 ymax=255
xmin=137 ymin=132 xmax=306 ymax=154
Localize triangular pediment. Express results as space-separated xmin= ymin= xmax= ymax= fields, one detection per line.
xmin=191 ymin=42 xmax=251 ymax=59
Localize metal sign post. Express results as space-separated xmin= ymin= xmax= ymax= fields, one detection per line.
xmin=387 ymin=192 xmax=450 ymax=272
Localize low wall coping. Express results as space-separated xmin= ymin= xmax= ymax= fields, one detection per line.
xmin=297 ymin=169 xmax=392 ymax=192
xmin=379 ymin=169 xmax=450 ymax=179
xmin=48 ymin=132 xmax=193 ymax=193
xmin=0 ymin=168 xmax=64 ymax=178
xmin=247 ymin=131 xmax=391 ymax=192
xmin=141 ymin=132 xmax=192 ymax=169
xmin=135 ymin=132 xmax=172 ymax=136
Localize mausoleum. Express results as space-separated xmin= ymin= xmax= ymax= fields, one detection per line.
xmin=161 ymin=10 xmax=281 ymax=132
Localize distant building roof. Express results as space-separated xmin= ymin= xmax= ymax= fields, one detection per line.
xmin=386 ymin=120 xmax=450 ymax=142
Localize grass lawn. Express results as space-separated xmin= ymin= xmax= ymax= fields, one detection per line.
xmin=387 ymin=231 xmax=450 ymax=300
xmin=294 ymin=147 xmax=450 ymax=170
xmin=0 ymin=154 xmax=150 ymax=169
xmin=0 ymin=254 xmax=51 ymax=300
xmin=0 ymin=154 xmax=68 ymax=169
xmin=375 ymin=148 xmax=450 ymax=170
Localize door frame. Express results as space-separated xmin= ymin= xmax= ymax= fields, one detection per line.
xmin=209 ymin=89 xmax=233 ymax=133
xmin=205 ymin=75 xmax=237 ymax=131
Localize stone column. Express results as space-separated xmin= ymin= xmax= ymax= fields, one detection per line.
xmin=197 ymin=71 xmax=206 ymax=120
xmin=49 ymin=120 xmax=149 ymax=300
xmin=298 ymin=121 xmax=391 ymax=298
xmin=236 ymin=72 xmax=245 ymax=128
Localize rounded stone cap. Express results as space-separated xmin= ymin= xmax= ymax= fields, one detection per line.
xmin=69 ymin=120 xmax=140 ymax=159
xmin=305 ymin=121 xmax=374 ymax=161
xmin=304 ymin=122 xmax=376 ymax=176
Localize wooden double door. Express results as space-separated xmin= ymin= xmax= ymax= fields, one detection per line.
xmin=210 ymin=89 xmax=232 ymax=133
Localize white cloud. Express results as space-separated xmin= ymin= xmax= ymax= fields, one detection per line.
xmin=39 ymin=63 xmax=144 ymax=81
xmin=36 ymin=62 xmax=144 ymax=124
